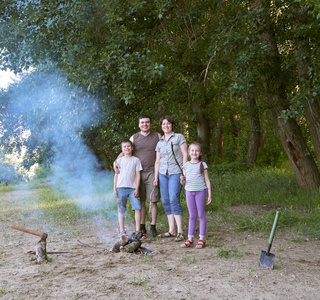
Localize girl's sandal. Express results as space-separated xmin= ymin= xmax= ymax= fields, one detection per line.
xmin=195 ymin=239 xmax=205 ymax=249
xmin=181 ymin=240 xmax=193 ymax=248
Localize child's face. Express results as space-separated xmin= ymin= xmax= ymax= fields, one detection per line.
xmin=122 ymin=142 xmax=133 ymax=154
xmin=189 ymin=145 xmax=201 ymax=159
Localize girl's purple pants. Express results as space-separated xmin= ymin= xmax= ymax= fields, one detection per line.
xmin=185 ymin=189 xmax=207 ymax=237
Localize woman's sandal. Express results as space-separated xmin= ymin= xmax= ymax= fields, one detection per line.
xmin=195 ymin=239 xmax=205 ymax=249
xmin=157 ymin=232 xmax=176 ymax=238
xmin=175 ymin=233 xmax=185 ymax=242
xmin=181 ymin=240 xmax=193 ymax=248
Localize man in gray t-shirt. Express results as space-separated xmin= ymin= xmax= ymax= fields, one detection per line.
xmin=114 ymin=115 xmax=161 ymax=237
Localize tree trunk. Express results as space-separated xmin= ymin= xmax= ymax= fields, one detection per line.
xmin=294 ymin=6 xmax=320 ymax=165
xmin=304 ymin=100 xmax=320 ymax=165
xmin=191 ymin=100 xmax=211 ymax=160
xmin=244 ymin=93 xmax=261 ymax=168
xmin=253 ymin=0 xmax=320 ymax=188
xmin=270 ymin=106 xmax=320 ymax=188
xmin=217 ymin=118 xmax=223 ymax=158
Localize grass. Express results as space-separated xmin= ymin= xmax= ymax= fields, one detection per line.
xmin=0 ymin=283 xmax=12 ymax=295
xmin=2 ymin=166 xmax=320 ymax=240
xmin=207 ymin=167 xmax=320 ymax=239
xmin=0 ymin=183 xmax=14 ymax=193
xmin=180 ymin=254 xmax=197 ymax=264
xmin=142 ymin=167 xmax=320 ymax=240
xmin=128 ymin=271 xmax=149 ymax=286
xmin=217 ymin=248 xmax=242 ymax=259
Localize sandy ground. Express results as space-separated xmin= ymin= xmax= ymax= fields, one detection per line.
xmin=1 ymin=189 xmax=320 ymax=300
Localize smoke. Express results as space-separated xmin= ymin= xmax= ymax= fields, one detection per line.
xmin=2 ymin=68 xmax=116 ymax=215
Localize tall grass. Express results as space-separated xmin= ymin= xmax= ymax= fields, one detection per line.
xmin=3 ymin=166 xmax=319 ymax=240
xmin=210 ymin=167 xmax=319 ymax=208
xmin=204 ymin=166 xmax=320 ymax=239
xmin=0 ymin=183 xmax=14 ymax=193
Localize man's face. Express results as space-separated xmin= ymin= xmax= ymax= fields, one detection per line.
xmin=139 ymin=118 xmax=151 ymax=133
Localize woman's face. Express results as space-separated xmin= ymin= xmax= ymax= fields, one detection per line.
xmin=161 ymin=119 xmax=173 ymax=134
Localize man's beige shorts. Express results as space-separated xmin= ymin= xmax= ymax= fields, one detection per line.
xmin=139 ymin=171 xmax=160 ymax=203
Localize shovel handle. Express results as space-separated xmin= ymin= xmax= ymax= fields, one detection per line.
xmin=267 ymin=210 xmax=280 ymax=252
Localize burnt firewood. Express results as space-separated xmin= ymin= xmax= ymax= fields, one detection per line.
xmin=111 ymin=235 xmax=129 ymax=253
xmin=121 ymin=239 xmax=142 ymax=253
xmin=111 ymin=232 xmax=142 ymax=253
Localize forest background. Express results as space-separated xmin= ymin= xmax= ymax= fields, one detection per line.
xmin=1 ymin=0 xmax=320 ymax=192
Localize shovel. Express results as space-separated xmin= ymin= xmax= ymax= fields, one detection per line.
xmin=259 ymin=210 xmax=280 ymax=269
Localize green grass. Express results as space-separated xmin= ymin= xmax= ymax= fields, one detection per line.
xmin=0 ymin=183 xmax=14 ymax=193
xmin=128 ymin=271 xmax=149 ymax=286
xmin=33 ymin=187 xmax=82 ymax=225
xmin=3 ymin=166 xmax=320 ymax=241
xmin=180 ymin=254 xmax=197 ymax=264
xmin=0 ymin=283 xmax=12 ymax=295
xmin=206 ymin=167 xmax=320 ymax=239
xmin=217 ymin=248 xmax=242 ymax=259
xmin=148 ymin=167 xmax=320 ymax=240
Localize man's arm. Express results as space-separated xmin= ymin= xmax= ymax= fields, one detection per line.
xmin=113 ymin=153 xmax=124 ymax=174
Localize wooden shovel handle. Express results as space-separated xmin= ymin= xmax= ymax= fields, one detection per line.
xmin=11 ymin=225 xmax=43 ymax=238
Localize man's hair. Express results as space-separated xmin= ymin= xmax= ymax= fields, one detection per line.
xmin=121 ymin=139 xmax=133 ymax=147
xmin=138 ymin=115 xmax=152 ymax=123
xmin=159 ymin=115 xmax=175 ymax=130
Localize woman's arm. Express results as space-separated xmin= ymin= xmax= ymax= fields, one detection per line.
xmin=180 ymin=142 xmax=188 ymax=166
xmin=153 ymin=151 xmax=161 ymax=186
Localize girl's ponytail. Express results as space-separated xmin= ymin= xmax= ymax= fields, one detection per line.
xmin=200 ymin=161 xmax=204 ymax=174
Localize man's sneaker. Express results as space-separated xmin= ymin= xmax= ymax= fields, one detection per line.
xmin=150 ymin=225 xmax=158 ymax=237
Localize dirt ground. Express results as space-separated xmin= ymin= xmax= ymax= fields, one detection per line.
xmin=1 ymin=189 xmax=320 ymax=300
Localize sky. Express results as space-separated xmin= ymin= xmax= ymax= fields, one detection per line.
xmin=0 ymin=69 xmax=19 ymax=89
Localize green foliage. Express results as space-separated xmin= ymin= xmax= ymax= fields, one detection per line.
xmin=2 ymin=0 xmax=320 ymax=185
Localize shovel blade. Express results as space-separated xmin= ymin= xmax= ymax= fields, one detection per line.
xmin=259 ymin=250 xmax=275 ymax=269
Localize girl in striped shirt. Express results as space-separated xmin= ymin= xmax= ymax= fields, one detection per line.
xmin=180 ymin=142 xmax=212 ymax=248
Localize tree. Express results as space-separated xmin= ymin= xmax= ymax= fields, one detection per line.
xmin=2 ymin=0 xmax=320 ymax=189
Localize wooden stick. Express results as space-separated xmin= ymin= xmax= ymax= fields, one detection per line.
xmin=11 ymin=225 xmax=44 ymax=238
xmin=171 ymin=142 xmax=183 ymax=173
